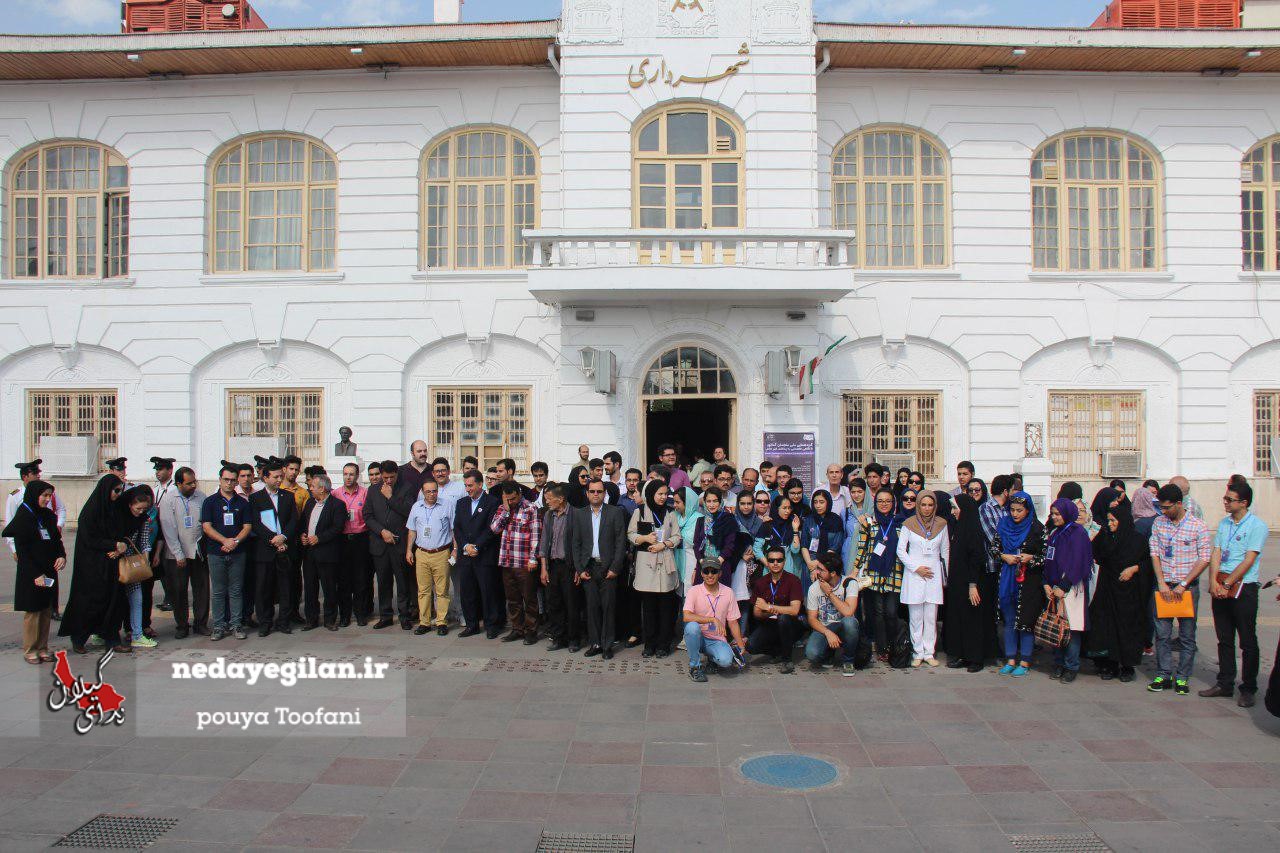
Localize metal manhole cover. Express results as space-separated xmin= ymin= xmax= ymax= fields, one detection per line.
xmin=1009 ymin=833 xmax=1113 ymax=853
xmin=739 ymin=753 xmax=839 ymax=790
xmin=537 ymin=832 xmax=635 ymax=852
xmin=56 ymin=814 xmax=179 ymax=849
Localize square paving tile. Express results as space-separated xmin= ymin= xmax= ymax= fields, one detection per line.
xmin=640 ymin=764 xmax=721 ymax=794
xmin=955 ymin=764 xmax=1049 ymax=793
xmin=567 ymin=740 xmax=643 ymax=765
xmin=252 ymin=812 xmax=364 ymax=848
xmin=1057 ymin=789 xmax=1167 ymax=822
xmin=206 ymin=779 xmax=308 ymax=811
xmin=317 ymin=757 xmax=408 ymax=787
xmin=865 ymin=742 xmax=948 ymax=767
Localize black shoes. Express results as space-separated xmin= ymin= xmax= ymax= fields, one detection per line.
xmin=1050 ymin=666 xmax=1063 ymax=680
xmin=437 ymin=625 xmax=449 ymax=637
xmin=301 ymin=621 xmax=320 ymax=632
xmin=459 ymin=627 xmax=481 ymax=638
xmin=690 ymin=665 xmax=708 ymax=683
xmin=501 ymin=631 xmax=523 ymax=643
xmin=373 ymin=618 xmax=394 ymax=629
xmin=174 ymin=627 xmax=189 ymax=640
xmin=547 ymin=640 xmax=567 ymax=652
xmin=413 ymin=625 xmax=430 ymax=635
xmin=158 ymin=601 xmax=173 ymax=612
xmin=946 ymin=658 xmax=966 ymax=669
xmin=522 ymin=635 xmax=537 ymax=645
xmin=1238 ymin=692 xmax=1256 ymax=708
xmin=1060 ymin=670 xmax=1078 ymax=684
xmin=584 ymin=645 xmax=602 ymax=657
xmin=966 ymin=663 xmax=983 ymax=673
xmin=400 ymin=621 xmax=412 ymax=631
xmin=602 ymin=646 xmax=614 ymax=660
xmin=486 ymin=629 xmax=502 ymax=640
xmin=1198 ymin=684 xmax=1232 ymax=698
xmin=258 ymin=627 xmax=271 ymax=638
xmin=325 ymin=623 xmax=338 ymax=632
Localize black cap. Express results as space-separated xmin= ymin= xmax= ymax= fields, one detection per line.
xmin=14 ymin=459 xmax=41 ymax=476
xmin=253 ymin=455 xmax=269 ymax=467
xmin=105 ymin=457 xmax=127 ymax=471
xmin=150 ymin=456 xmax=175 ymax=470
xmin=220 ymin=459 xmax=235 ymax=469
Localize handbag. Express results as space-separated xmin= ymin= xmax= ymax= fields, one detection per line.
xmin=117 ymin=540 xmax=153 ymax=585
xmin=1034 ymin=599 xmax=1070 ymax=649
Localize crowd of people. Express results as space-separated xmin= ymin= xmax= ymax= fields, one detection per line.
xmin=3 ymin=445 xmax=1275 ymax=709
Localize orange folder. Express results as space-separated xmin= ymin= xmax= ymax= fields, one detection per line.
xmin=1154 ymin=591 xmax=1194 ymax=619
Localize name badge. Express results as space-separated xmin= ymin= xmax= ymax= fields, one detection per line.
xmin=39 ymin=527 xmax=51 ymax=540
xmin=1045 ymin=545 xmax=1056 ymax=561
xmin=223 ymin=512 xmax=236 ymax=527
xmin=655 ymin=528 xmax=665 ymax=543
xmin=423 ymin=526 xmax=432 ymax=538
xmin=873 ymin=542 xmax=886 ymax=556
xmin=809 ymin=537 xmax=820 ymax=552
xmin=1164 ymin=545 xmax=1174 ymax=560
xmin=183 ymin=516 xmax=194 ymax=529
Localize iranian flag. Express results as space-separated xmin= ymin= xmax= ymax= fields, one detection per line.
xmin=797 ymin=336 xmax=846 ymax=400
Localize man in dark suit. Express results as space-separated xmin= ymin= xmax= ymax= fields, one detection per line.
xmin=571 ymin=478 xmax=629 ymax=659
xmin=453 ymin=469 xmax=503 ymax=638
xmin=362 ymin=460 xmax=415 ymax=629
xmin=248 ymin=459 xmax=299 ymax=637
xmin=299 ymin=473 xmax=349 ymax=630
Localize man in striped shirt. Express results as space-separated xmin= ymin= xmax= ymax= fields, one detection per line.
xmin=1148 ymin=483 xmax=1212 ymax=695
xmin=490 ymin=481 xmax=542 ymax=644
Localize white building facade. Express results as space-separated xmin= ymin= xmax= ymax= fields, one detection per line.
xmin=1 ymin=1 xmax=1279 ymax=519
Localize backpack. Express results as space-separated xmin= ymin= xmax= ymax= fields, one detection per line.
xmin=889 ymin=622 xmax=914 ymax=668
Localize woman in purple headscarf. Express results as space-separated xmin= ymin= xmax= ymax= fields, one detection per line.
xmin=1043 ymin=498 xmax=1095 ymax=684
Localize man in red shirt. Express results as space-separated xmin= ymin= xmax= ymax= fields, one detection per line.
xmin=335 ymin=463 xmax=371 ymax=626
xmin=746 ymin=544 xmax=803 ymax=673
xmin=490 ymin=481 xmax=542 ymax=644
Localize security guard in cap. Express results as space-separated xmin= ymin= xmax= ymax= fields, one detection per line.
xmin=105 ymin=457 xmax=127 ymax=481
xmin=150 ymin=457 xmax=177 ymax=612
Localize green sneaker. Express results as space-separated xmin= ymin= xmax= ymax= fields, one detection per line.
xmin=1147 ymin=676 xmax=1171 ymax=692
xmin=1174 ymin=679 xmax=1189 ymax=695
xmin=131 ymin=635 xmax=158 ymax=649
xmin=86 ymin=634 xmax=105 ymax=649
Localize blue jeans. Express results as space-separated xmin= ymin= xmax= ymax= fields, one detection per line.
xmin=125 ymin=583 xmax=142 ymax=636
xmin=208 ymin=551 xmax=246 ymax=631
xmin=1054 ymin=630 xmax=1083 ymax=672
xmin=684 ymin=621 xmax=735 ymax=669
xmin=1000 ymin=599 xmax=1033 ymax=661
xmin=804 ymin=616 xmax=860 ymax=665
xmin=1155 ymin=583 xmax=1198 ymax=680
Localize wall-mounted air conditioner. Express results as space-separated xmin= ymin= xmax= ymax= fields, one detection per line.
xmin=39 ymin=436 xmax=98 ymax=476
xmin=226 ymin=436 xmax=288 ymax=462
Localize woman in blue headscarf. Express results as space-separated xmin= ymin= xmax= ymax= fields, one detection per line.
xmin=801 ymin=489 xmax=846 ymax=592
xmin=671 ymin=486 xmax=705 ymax=593
xmin=1043 ymin=498 xmax=1095 ymax=684
xmin=754 ymin=496 xmax=805 ymax=580
xmin=851 ymin=488 xmax=907 ymax=664
xmin=990 ymin=491 xmax=1046 ymax=677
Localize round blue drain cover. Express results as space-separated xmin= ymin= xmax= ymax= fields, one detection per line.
xmin=739 ymin=753 xmax=839 ymax=790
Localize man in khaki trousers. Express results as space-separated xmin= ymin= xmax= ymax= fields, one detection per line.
xmin=405 ymin=480 xmax=455 ymax=636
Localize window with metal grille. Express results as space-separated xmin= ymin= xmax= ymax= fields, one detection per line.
xmin=641 ymin=347 xmax=736 ymax=396
xmin=421 ymin=128 xmax=539 ymax=270
xmin=226 ymin=389 xmax=323 ymax=465
xmin=1255 ymin=391 xmax=1280 ymax=477
xmin=832 ymin=126 xmax=950 ymax=269
xmin=430 ymin=387 xmax=530 ymax=474
xmin=842 ymin=392 xmax=941 ymax=479
xmin=8 ymin=142 xmax=129 ymax=279
xmin=26 ymin=389 xmax=119 ymax=468
xmin=1047 ymin=391 xmax=1144 ymax=477
xmin=1242 ymin=136 xmax=1280 ymax=272
xmin=210 ymin=134 xmax=337 ymax=273
xmin=1031 ymin=132 xmax=1162 ymax=271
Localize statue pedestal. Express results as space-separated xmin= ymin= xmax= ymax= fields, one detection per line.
xmin=328 ymin=455 xmax=362 ymax=483
xmin=1015 ymin=457 xmax=1054 ymax=518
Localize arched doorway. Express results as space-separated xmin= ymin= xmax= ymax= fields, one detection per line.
xmin=640 ymin=345 xmax=737 ymax=467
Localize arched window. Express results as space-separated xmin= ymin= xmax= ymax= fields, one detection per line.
xmin=421 ymin=127 xmax=539 ymax=270
xmin=832 ymin=126 xmax=949 ymax=268
xmin=1031 ymin=131 xmax=1161 ymax=271
xmin=209 ymin=134 xmax=337 ymax=273
xmin=8 ymin=141 xmax=129 ymax=279
xmin=1243 ymin=136 xmax=1280 ymax=272
xmin=633 ymin=104 xmax=744 ymax=232
xmin=642 ymin=346 xmax=736 ymax=396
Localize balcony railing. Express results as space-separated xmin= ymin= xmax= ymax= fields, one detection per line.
xmin=524 ymin=228 xmax=856 ymax=269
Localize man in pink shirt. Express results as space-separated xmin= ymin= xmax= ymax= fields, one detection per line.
xmin=335 ymin=462 xmax=372 ymax=626
xmin=682 ymin=557 xmax=747 ymax=682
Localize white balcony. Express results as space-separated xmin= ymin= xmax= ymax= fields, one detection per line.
xmin=525 ymin=228 xmax=856 ymax=306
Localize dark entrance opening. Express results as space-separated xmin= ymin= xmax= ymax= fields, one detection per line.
xmin=644 ymin=398 xmax=732 ymax=471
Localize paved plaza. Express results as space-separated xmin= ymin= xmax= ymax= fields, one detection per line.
xmin=0 ymin=545 xmax=1277 ymax=853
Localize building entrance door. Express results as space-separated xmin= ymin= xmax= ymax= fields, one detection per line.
xmin=639 ymin=345 xmax=737 ymax=470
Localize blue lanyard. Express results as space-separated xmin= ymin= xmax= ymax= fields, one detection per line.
xmin=879 ymin=518 xmax=896 ymax=543
xmin=1224 ymin=515 xmax=1249 ymax=551
xmin=768 ymin=580 xmax=778 ymax=602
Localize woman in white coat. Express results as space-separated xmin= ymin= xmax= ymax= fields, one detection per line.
xmin=897 ymin=491 xmax=949 ymax=667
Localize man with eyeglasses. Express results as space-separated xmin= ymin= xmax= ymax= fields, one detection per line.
xmin=746 ymin=544 xmax=803 ymax=673
xmin=1147 ymin=484 xmax=1212 ymax=695
xmin=683 ymin=557 xmax=747 ymax=682
xmin=1199 ymin=482 xmax=1268 ymax=707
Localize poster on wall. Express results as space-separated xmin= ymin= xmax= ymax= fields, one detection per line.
xmin=763 ymin=432 xmax=816 ymax=490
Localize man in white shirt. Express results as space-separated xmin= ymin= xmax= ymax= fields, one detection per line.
xmin=158 ymin=467 xmax=208 ymax=638
xmin=406 ymin=479 xmax=456 ymax=636
xmin=150 ymin=456 xmax=177 ymax=612
xmin=817 ymin=463 xmax=853 ymax=517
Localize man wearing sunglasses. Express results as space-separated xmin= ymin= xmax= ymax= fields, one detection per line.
xmin=682 ymin=557 xmax=747 ymax=682
xmin=746 ymin=544 xmax=803 ymax=673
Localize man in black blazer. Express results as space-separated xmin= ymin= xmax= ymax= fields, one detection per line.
xmin=362 ymin=460 xmax=415 ymax=629
xmin=453 ymin=469 xmax=503 ymax=638
xmin=571 ymin=480 xmax=629 ymax=658
xmin=299 ymin=473 xmax=349 ymax=630
xmin=248 ymin=459 xmax=299 ymax=637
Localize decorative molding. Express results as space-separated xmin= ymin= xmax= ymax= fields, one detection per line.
xmin=198 ymin=272 xmax=346 ymax=286
xmin=657 ymin=0 xmax=719 ymax=36
xmin=257 ymin=341 xmax=284 ymax=367
xmin=53 ymin=344 xmax=80 ymax=370
xmin=467 ymin=335 xmax=492 ymax=364
xmin=752 ymin=0 xmax=809 ymax=44
xmin=1023 ymin=422 xmax=1045 ymax=458
xmin=562 ymin=0 xmax=623 ymax=44
xmin=1088 ymin=341 xmax=1113 ymax=368
xmin=880 ymin=337 xmax=906 ymax=367
xmin=249 ymin=364 xmax=293 ymax=383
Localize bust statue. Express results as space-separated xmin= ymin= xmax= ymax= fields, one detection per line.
xmin=334 ymin=426 xmax=357 ymax=456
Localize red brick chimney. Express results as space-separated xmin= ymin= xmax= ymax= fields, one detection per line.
xmin=122 ymin=0 xmax=268 ymax=34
